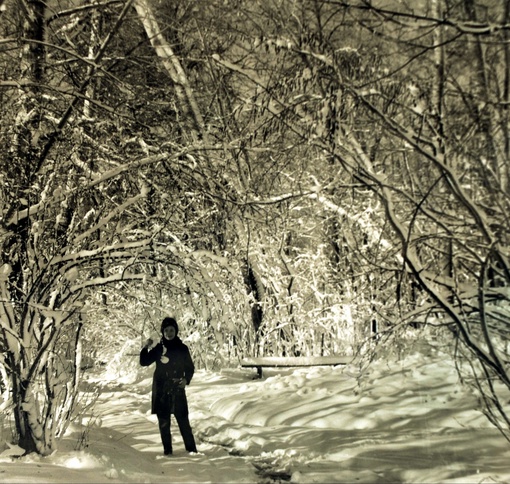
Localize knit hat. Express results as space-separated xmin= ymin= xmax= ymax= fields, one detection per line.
xmin=161 ymin=317 xmax=179 ymax=336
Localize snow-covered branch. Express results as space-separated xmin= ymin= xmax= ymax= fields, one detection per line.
xmin=49 ymin=239 xmax=153 ymax=266
xmin=72 ymin=188 xmax=149 ymax=245
xmin=325 ymin=1 xmax=510 ymax=35
xmin=70 ymin=272 xmax=146 ymax=292
xmin=6 ymin=153 xmax=169 ymax=227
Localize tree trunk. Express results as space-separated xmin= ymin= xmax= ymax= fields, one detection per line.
xmin=462 ymin=0 xmax=503 ymax=187
xmin=8 ymin=0 xmax=46 ymax=454
xmin=13 ymin=379 xmax=39 ymax=454
xmin=133 ymin=0 xmax=207 ymax=142
xmin=243 ymin=259 xmax=265 ymax=353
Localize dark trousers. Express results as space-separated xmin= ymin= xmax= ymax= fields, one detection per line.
xmin=157 ymin=408 xmax=197 ymax=454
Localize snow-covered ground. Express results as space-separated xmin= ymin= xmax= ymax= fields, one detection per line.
xmin=1 ymin=344 xmax=510 ymax=483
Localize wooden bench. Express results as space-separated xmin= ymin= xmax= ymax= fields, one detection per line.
xmin=240 ymin=355 xmax=352 ymax=378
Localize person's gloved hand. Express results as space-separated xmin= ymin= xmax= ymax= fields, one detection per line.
xmin=178 ymin=378 xmax=187 ymax=389
xmin=145 ymin=337 xmax=158 ymax=350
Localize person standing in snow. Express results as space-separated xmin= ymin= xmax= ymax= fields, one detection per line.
xmin=140 ymin=317 xmax=198 ymax=455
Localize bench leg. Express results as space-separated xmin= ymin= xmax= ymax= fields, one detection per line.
xmin=256 ymin=366 xmax=262 ymax=379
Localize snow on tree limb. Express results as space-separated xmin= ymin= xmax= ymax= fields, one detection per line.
xmin=70 ymin=272 xmax=146 ymax=292
xmin=72 ymin=189 xmax=148 ymax=245
xmin=49 ymin=239 xmax=153 ymax=266
xmin=6 ymin=152 xmax=173 ymax=227
xmin=328 ymin=1 xmax=510 ymax=35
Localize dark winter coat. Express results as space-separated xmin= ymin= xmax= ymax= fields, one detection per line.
xmin=140 ymin=336 xmax=195 ymax=415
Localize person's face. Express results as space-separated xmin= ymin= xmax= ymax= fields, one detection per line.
xmin=163 ymin=325 xmax=176 ymax=340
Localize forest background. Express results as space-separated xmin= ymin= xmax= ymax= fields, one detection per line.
xmin=0 ymin=0 xmax=509 ymax=458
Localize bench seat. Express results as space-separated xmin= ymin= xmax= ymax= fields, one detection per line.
xmin=240 ymin=355 xmax=352 ymax=378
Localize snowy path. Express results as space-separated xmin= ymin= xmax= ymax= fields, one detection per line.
xmin=1 ymin=349 xmax=510 ymax=483
xmin=76 ymin=377 xmax=260 ymax=483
